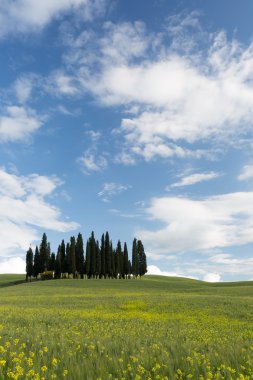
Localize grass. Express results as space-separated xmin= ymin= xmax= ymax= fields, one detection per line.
xmin=0 ymin=275 xmax=253 ymax=379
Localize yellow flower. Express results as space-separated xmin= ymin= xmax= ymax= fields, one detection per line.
xmin=41 ymin=365 xmax=47 ymax=372
xmin=0 ymin=359 xmax=6 ymax=367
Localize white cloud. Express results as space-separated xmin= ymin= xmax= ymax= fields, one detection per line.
xmin=0 ymin=167 xmax=79 ymax=259
xmin=147 ymin=264 xmax=198 ymax=279
xmin=100 ymin=21 xmax=151 ymax=65
xmin=206 ymin=253 xmax=253 ymax=276
xmin=238 ymin=165 xmax=253 ymax=181
xmin=0 ymin=0 xmax=106 ymax=38
xmin=78 ymin=151 xmax=107 ymax=173
xmin=98 ymin=182 xmax=131 ymax=202
xmin=68 ymin=16 xmax=253 ymax=161
xmin=203 ymin=273 xmax=221 ymax=282
xmin=169 ymin=171 xmax=221 ymax=188
xmin=0 ymin=257 xmax=26 ymax=274
xmin=0 ymin=106 xmax=42 ymax=142
xmin=147 ymin=264 xmax=182 ymax=277
xmin=138 ymin=192 xmax=253 ymax=255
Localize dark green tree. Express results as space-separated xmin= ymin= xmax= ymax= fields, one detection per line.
xmin=116 ymin=240 xmax=123 ymax=278
xmin=76 ymin=233 xmax=84 ymax=278
xmin=40 ymin=233 xmax=50 ymax=272
xmin=100 ymin=233 xmax=105 ymax=278
xmin=137 ymin=240 xmax=147 ymax=277
xmin=95 ymin=240 xmax=101 ymax=278
xmin=60 ymin=240 xmax=67 ymax=275
xmin=105 ymin=232 xmax=111 ymax=278
xmin=54 ymin=246 xmax=62 ymax=279
xmin=26 ymin=246 xmax=33 ymax=281
xmin=70 ymin=236 xmax=76 ymax=278
xmin=123 ymin=242 xmax=129 ymax=278
xmin=33 ymin=245 xmax=40 ymax=278
xmin=85 ymin=240 xmax=91 ymax=278
xmin=65 ymin=242 xmax=71 ymax=277
xmin=49 ymin=252 xmax=56 ymax=271
xmin=90 ymin=232 xmax=96 ymax=278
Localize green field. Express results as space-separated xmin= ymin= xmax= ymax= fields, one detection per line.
xmin=0 ymin=275 xmax=253 ymax=380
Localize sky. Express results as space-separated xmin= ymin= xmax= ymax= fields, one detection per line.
xmin=1 ymin=0 xmax=253 ymax=282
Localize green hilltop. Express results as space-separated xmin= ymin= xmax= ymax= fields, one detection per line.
xmin=0 ymin=274 xmax=253 ymax=379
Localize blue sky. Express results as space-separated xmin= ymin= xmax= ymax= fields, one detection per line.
xmin=1 ymin=0 xmax=253 ymax=282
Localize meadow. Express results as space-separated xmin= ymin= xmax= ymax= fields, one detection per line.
xmin=0 ymin=275 xmax=253 ymax=380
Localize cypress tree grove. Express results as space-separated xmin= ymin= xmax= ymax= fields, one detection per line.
xmin=25 ymin=231 xmax=147 ymax=281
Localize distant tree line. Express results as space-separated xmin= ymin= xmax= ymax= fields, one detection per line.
xmin=26 ymin=232 xmax=147 ymax=281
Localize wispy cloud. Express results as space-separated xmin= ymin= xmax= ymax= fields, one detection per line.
xmin=78 ymin=151 xmax=107 ymax=173
xmin=169 ymin=171 xmax=221 ymax=189
xmin=98 ymin=182 xmax=131 ymax=202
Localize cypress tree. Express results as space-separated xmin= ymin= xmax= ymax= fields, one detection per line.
xmin=123 ymin=242 xmax=129 ymax=279
xmin=137 ymin=240 xmax=147 ymax=277
xmin=100 ymin=233 xmax=105 ymax=278
xmin=60 ymin=240 xmax=66 ymax=275
xmin=70 ymin=236 xmax=76 ymax=278
xmin=26 ymin=246 xmax=33 ymax=281
xmin=85 ymin=240 xmax=91 ymax=278
xmin=49 ymin=252 xmax=56 ymax=271
xmin=40 ymin=233 xmax=50 ymax=272
xmin=66 ymin=242 xmax=71 ymax=277
xmin=95 ymin=240 xmax=101 ymax=278
xmin=90 ymin=232 xmax=96 ymax=278
xmin=33 ymin=245 xmax=40 ymax=278
xmin=116 ymin=240 xmax=122 ymax=278
xmin=105 ymin=232 xmax=111 ymax=278
xmin=76 ymin=233 xmax=84 ymax=278
xmin=54 ymin=247 xmax=62 ymax=279
xmin=111 ymin=243 xmax=116 ymax=278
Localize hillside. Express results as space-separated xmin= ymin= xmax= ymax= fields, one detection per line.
xmin=0 ymin=275 xmax=253 ymax=379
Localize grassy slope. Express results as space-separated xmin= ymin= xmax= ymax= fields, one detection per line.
xmin=0 ymin=275 xmax=253 ymax=379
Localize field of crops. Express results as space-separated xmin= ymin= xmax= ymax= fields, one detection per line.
xmin=0 ymin=275 xmax=253 ymax=380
